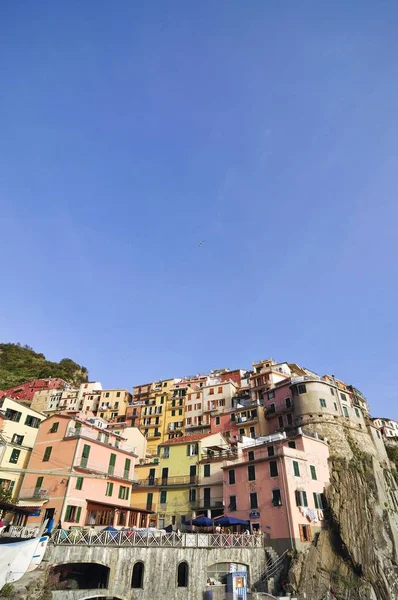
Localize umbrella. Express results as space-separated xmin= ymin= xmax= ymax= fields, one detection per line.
xmin=103 ymin=526 xmax=117 ymax=531
xmin=188 ymin=516 xmax=214 ymax=527
xmin=214 ymin=515 xmax=248 ymax=526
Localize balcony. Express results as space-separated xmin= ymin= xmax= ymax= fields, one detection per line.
xmin=200 ymin=446 xmax=238 ymax=462
xmin=265 ymin=404 xmax=293 ymax=418
xmin=190 ymin=497 xmax=224 ymax=509
xmin=168 ymin=423 xmax=184 ymax=432
xmin=18 ymin=487 xmax=49 ymax=500
xmin=133 ymin=475 xmax=198 ymax=487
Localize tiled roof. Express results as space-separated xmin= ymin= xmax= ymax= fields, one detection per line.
xmin=162 ymin=433 xmax=210 ymax=445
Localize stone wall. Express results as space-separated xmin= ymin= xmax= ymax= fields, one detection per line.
xmin=46 ymin=544 xmax=267 ymax=600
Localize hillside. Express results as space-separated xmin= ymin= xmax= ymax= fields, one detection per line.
xmin=0 ymin=343 xmax=88 ymax=389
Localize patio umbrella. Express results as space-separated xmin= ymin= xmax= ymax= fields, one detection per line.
xmin=103 ymin=526 xmax=117 ymax=531
xmin=214 ymin=515 xmax=248 ymax=526
xmin=188 ymin=516 xmax=214 ymax=527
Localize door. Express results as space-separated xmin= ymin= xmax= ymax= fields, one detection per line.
xmin=190 ymin=465 xmax=197 ymax=483
xmin=204 ymin=487 xmax=211 ymax=508
xmin=149 ymin=468 xmax=156 ymax=486
xmin=42 ymin=507 xmax=55 ymax=523
xmin=161 ymin=467 xmax=168 ymax=485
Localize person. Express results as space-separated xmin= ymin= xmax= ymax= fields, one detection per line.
xmin=244 ymin=528 xmax=250 ymax=536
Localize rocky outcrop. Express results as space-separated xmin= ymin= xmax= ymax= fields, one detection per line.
xmin=288 ymin=422 xmax=398 ymax=599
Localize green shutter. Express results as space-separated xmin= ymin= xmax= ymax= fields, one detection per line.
xmin=109 ymin=453 xmax=116 ymax=466
xmin=35 ymin=476 xmax=44 ymax=489
xmin=82 ymin=444 xmax=91 ymax=458
xmin=313 ymin=492 xmax=319 ymax=509
xmin=65 ymin=505 xmax=72 ymax=521
xmin=76 ymin=477 xmax=83 ymax=490
xmin=126 ymin=487 xmax=129 ymax=500
xmin=310 ymin=465 xmax=317 ymax=480
xmin=303 ymin=491 xmax=308 ymax=507
xmin=293 ymin=461 xmax=300 ymax=476
xmin=76 ymin=507 xmax=82 ymax=522
xmin=43 ymin=447 xmax=52 ymax=462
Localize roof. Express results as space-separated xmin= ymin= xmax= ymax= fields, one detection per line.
xmin=162 ymin=433 xmax=210 ymax=446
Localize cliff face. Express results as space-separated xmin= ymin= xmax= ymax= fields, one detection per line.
xmin=288 ymin=420 xmax=398 ymax=599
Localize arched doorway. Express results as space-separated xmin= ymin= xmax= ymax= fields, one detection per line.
xmin=50 ymin=562 xmax=110 ymax=590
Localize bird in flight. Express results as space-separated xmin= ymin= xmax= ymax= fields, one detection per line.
xmin=199 ymin=240 xmax=205 ymax=247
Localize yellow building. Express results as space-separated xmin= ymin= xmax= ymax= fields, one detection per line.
xmin=0 ymin=397 xmax=45 ymax=499
xmin=130 ymin=460 xmax=160 ymax=527
xmin=98 ymin=389 xmax=132 ymax=423
xmin=152 ymin=432 xmax=227 ymax=529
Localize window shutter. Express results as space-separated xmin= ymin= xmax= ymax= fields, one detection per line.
xmin=321 ymin=493 xmax=327 ymax=510
xmin=313 ymin=492 xmax=319 ymax=509
xmin=76 ymin=507 xmax=81 ymax=522
xmin=307 ymin=525 xmax=312 ymax=541
xmin=299 ymin=524 xmax=305 ymax=542
xmin=65 ymin=506 xmax=72 ymax=521
xmin=109 ymin=482 xmax=114 ymax=496
xmin=303 ymin=491 xmax=308 ymax=507
xmin=295 ymin=490 xmax=300 ymax=506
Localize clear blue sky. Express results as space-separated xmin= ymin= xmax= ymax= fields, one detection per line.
xmin=1 ymin=1 xmax=397 ymax=418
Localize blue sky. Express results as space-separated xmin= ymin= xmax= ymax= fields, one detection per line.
xmin=1 ymin=1 xmax=397 ymax=417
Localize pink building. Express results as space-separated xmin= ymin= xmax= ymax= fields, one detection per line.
xmin=222 ymin=430 xmax=330 ymax=553
xmin=19 ymin=414 xmax=153 ymax=528
xmin=0 ymin=378 xmax=69 ymax=404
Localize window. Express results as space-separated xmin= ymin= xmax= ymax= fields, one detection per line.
xmin=310 ymin=465 xmax=317 ymax=480
xmin=204 ymin=464 xmax=211 ymax=477
xmin=248 ymin=465 xmax=256 ymax=481
xmin=124 ymin=458 xmax=131 ymax=478
xmin=146 ymin=493 xmax=153 ymax=510
xmin=132 ymin=561 xmax=144 ymax=589
xmin=178 ymin=409 xmax=183 ymax=416
xmin=160 ymin=490 xmax=167 ymax=504
xmin=299 ymin=524 xmax=312 ymax=542
xmin=288 ymin=441 xmax=296 ymax=449
xmin=209 ymin=388 xmax=214 ymax=395
xmin=295 ymin=490 xmax=308 ymax=507
xmin=334 ymin=402 xmax=338 ymax=411
xmin=187 ymin=443 xmax=198 ymax=456
xmin=268 ymin=390 xmax=275 ymax=400
xmin=268 ymin=446 xmax=275 ymax=457
xmin=250 ymin=426 xmax=255 ymax=438
xmin=171 ymin=410 xmax=175 ymax=416
xmin=43 ymin=447 xmax=52 ymax=462
xmin=313 ymin=492 xmax=325 ymax=509
xmin=105 ymin=392 xmax=110 ymax=398
xmin=330 ymin=388 xmax=335 ymax=395
xmin=25 ymin=415 xmax=40 ymax=428
xmin=114 ymin=402 xmax=119 ymax=409
xmin=269 ymin=461 xmax=278 ymax=477
xmin=340 ymin=392 xmax=347 ymax=401
xmin=5 ymin=409 xmax=21 ymax=422
xmin=215 ymin=416 xmax=220 ymax=425
xmin=163 ymin=447 xmax=170 ymax=458
xmin=105 ymin=482 xmax=113 ymax=496
xmin=9 ymin=449 xmax=20 ymax=464
xmin=248 ymin=451 xmax=254 ymax=461
xmin=196 ymin=392 xmax=200 ymax=399
xmin=319 ymin=399 xmax=327 ymax=408
xmin=297 ymin=384 xmax=307 ymax=394
xmin=239 ymin=428 xmax=245 ymax=436
xmin=177 ymin=562 xmax=188 ymax=587
xmin=75 ymin=477 xmax=84 ymax=490
xmin=285 ymin=397 xmax=292 ymax=408
xmin=287 ymin=413 xmax=293 ymax=425
xmin=250 ymin=492 xmax=258 ymax=509
xmin=11 ymin=434 xmax=24 ymax=445
xmin=218 ymin=386 xmax=223 ymax=393
xmin=278 ymin=416 xmax=284 ymax=428
xmin=272 ymin=489 xmax=282 ymax=506
xmin=229 ymin=495 xmax=237 ymax=511
xmin=118 ymin=485 xmax=129 ymax=500
xmin=229 ymin=470 xmax=236 ymax=485
xmin=116 ymin=391 xmax=121 ymax=397
xmin=64 ymin=505 xmax=82 ymax=523
xmin=293 ymin=461 xmax=300 ymax=476
xmin=160 ymin=396 xmax=165 ymax=404
xmin=355 ymin=408 xmax=360 ymax=418
xmin=343 ymin=406 xmax=349 ymax=418
xmin=188 ymin=488 xmax=196 ymax=502
xmin=50 ymin=422 xmax=59 ymax=433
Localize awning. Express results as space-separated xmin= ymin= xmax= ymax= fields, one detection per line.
xmin=86 ymin=500 xmax=154 ymax=514
xmin=16 ymin=499 xmax=48 ymax=508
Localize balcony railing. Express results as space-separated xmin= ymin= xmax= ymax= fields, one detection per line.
xmin=18 ymin=487 xmax=49 ymax=500
xmin=265 ymin=404 xmax=292 ymax=418
xmin=51 ymin=529 xmax=264 ymax=548
xmin=190 ymin=497 xmax=224 ymax=509
xmin=133 ymin=475 xmax=199 ymax=487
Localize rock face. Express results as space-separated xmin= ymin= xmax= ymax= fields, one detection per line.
xmin=288 ymin=420 xmax=398 ymax=599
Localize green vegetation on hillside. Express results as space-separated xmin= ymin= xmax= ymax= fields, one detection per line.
xmin=0 ymin=343 xmax=88 ymax=389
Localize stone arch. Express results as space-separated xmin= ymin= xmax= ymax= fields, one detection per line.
xmin=50 ymin=562 xmax=110 ymax=590
xmin=177 ymin=560 xmax=189 ymax=587
xmin=131 ymin=560 xmax=145 ymax=589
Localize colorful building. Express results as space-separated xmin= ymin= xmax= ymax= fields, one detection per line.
xmin=19 ymin=414 xmax=152 ymax=528
xmin=0 ymin=398 xmax=45 ymax=499
xmin=97 ymin=389 xmax=132 ymax=423
xmin=223 ymin=430 xmax=330 ymax=553
xmin=1 ymin=378 xmax=69 ymax=404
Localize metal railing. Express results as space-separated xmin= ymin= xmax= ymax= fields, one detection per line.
xmin=18 ymin=487 xmax=49 ymax=499
xmin=190 ymin=497 xmax=224 ymax=509
xmin=133 ymin=475 xmax=199 ymax=487
xmin=51 ymin=529 xmax=265 ymax=548
xmin=0 ymin=525 xmax=40 ymax=538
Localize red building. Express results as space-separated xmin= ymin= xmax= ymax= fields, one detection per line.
xmin=0 ymin=378 xmax=69 ymax=403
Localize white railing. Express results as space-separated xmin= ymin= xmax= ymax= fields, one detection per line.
xmin=51 ymin=530 xmax=265 ymax=548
